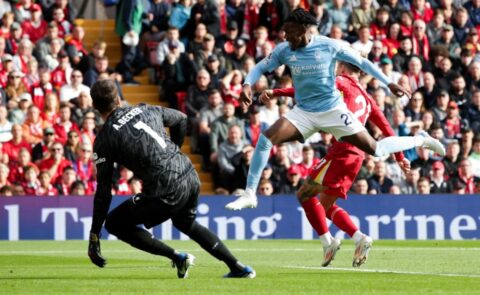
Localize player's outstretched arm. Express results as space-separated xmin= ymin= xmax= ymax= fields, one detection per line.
xmin=333 ymin=43 xmax=412 ymax=97
xmin=89 ymin=141 xmax=114 ymax=267
xmin=241 ymin=44 xmax=285 ymax=110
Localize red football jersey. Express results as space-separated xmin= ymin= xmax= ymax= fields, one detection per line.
xmin=335 ymin=75 xmax=372 ymax=126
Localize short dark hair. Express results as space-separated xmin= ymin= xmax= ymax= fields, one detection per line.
xmin=70 ymin=180 xmax=86 ymax=191
xmin=208 ymin=89 xmax=221 ymax=97
xmin=91 ymin=79 xmax=118 ymax=115
xmin=339 ymin=61 xmax=361 ymax=73
xmin=285 ymin=8 xmax=318 ymax=26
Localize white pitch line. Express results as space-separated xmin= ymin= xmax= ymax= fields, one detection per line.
xmin=285 ymin=265 xmax=480 ymax=279
xmin=0 ymin=247 xmax=479 ymax=255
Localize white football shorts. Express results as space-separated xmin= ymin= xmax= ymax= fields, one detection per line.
xmin=283 ymin=103 xmax=365 ymax=141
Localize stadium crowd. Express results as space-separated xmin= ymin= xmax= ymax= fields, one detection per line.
xmin=0 ymin=0 xmax=478 ymax=196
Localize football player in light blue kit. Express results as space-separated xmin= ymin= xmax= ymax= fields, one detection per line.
xmin=226 ymin=9 xmax=445 ymax=214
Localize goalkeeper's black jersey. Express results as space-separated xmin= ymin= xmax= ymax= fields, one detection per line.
xmin=94 ymin=103 xmax=193 ymax=200
xmin=91 ymin=104 xmax=193 ymax=234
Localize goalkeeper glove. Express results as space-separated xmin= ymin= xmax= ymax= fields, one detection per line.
xmin=88 ymin=232 xmax=107 ymax=268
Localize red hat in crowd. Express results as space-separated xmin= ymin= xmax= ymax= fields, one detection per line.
xmin=288 ymin=165 xmax=301 ymax=175
xmin=31 ymin=4 xmax=42 ymax=12
xmin=448 ymin=100 xmax=458 ymax=109
xmin=432 ymin=161 xmax=445 ymax=170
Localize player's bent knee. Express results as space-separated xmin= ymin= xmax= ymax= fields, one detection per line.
xmin=172 ymin=219 xmax=195 ymax=234
xmin=104 ymin=216 xmax=122 ymax=235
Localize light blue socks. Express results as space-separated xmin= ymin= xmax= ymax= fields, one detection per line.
xmin=245 ymin=134 xmax=273 ymax=194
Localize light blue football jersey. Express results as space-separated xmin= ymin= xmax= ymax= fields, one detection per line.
xmin=244 ymin=35 xmax=392 ymax=113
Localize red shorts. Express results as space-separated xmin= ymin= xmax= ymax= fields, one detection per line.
xmin=309 ymin=146 xmax=364 ymax=199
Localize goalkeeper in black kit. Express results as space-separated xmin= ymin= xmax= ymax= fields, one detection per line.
xmin=87 ymin=79 xmax=255 ymax=278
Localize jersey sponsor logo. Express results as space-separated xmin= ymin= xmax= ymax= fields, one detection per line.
xmin=94 ymin=157 xmax=106 ymax=165
xmin=290 ymin=63 xmax=328 ymax=76
xmin=112 ymin=107 xmax=143 ymax=130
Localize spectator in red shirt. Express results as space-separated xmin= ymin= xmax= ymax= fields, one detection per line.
xmin=370 ymin=6 xmax=390 ymax=41
xmin=3 ymin=124 xmax=31 ymax=163
xmin=399 ymin=10 xmax=413 ymax=37
xmin=32 ymin=69 xmax=55 ymax=113
xmin=35 ymin=170 xmax=58 ymax=196
xmin=79 ymin=112 xmax=96 ymax=146
xmin=8 ymin=147 xmax=37 ymax=184
xmin=21 ymin=3 xmax=47 ymax=43
xmin=412 ymin=19 xmax=430 ymax=61
xmin=41 ymin=92 xmax=59 ymax=125
xmin=244 ymin=105 xmax=268 ymax=147
xmin=38 ymin=141 xmax=73 ymax=183
xmin=52 ymin=6 xmax=72 ymax=38
xmin=73 ymin=142 xmax=95 ymax=189
xmin=22 ymin=105 xmax=52 ymax=145
xmin=442 ymin=100 xmax=462 ymax=139
xmin=116 ymin=167 xmax=133 ymax=195
xmin=0 ymin=12 xmax=14 ymax=39
xmin=7 ymin=22 xmax=23 ymax=55
xmin=66 ymin=25 xmax=88 ymax=68
xmin=411 ymin=0 xmax=433 ymax=23
xmin=50 ymin=50 xmax=72 ymax=90
xmin=53 ymin=103 xmax=79 ymax=145
xmin=22 ymin=165 xmax=40 ymax=195
xmin=452 ymin=159 xmax=479 ymax=194
xmin=247 ymin=26 xmax=273 ymax=60
xmin=0 ymin=53 xmax=14 ymax=88
xmin=54 ymin=165 xmax=76 ymax=195
xmin=297 ymin=145 xmax=320 ymax=179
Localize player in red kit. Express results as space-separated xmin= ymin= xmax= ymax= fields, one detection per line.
xmin=264 ymin=61 xmax=411 ymax=267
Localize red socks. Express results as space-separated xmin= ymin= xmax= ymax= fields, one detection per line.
xmin=326 ymin=205 xmax=358 ymax=237
xmin=301 ymin=197 xmax=329 ymax=236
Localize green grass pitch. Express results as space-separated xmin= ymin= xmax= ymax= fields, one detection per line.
xmin=1 ymin=240 xmax=479 ymax=294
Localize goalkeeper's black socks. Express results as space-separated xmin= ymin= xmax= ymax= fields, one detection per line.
xmin=117 ymin=226 xmax=177 ymax=260
xmin=184 ymin=221 xmax=244 ymax=273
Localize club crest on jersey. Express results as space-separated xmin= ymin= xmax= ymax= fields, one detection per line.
xmin=314 ymin=50 xmax=322 ymax=61
xmin=288 ymin=55 xmax=297 ymax=62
